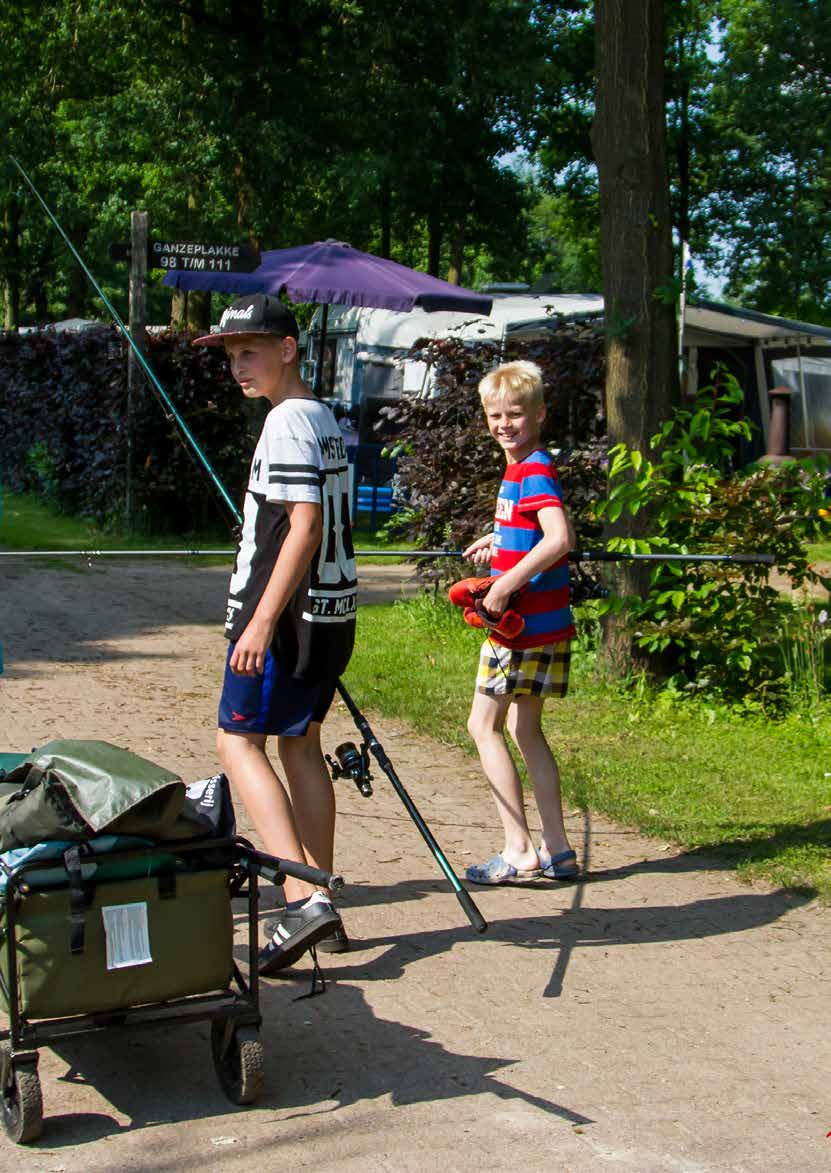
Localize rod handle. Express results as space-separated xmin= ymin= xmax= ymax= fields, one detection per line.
xmin=456 ymin=887 xmax=488 ymax=934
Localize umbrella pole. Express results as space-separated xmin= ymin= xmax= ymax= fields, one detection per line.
xmin=313 ymin=303 xmax=329 ymax=397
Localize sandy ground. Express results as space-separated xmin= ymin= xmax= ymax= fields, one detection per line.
xmin=0 ymin=559 xmax=829 ymax=1172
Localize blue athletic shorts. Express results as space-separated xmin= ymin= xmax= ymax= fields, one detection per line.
xmin=217 ymin=644 xmax=337 ymax=737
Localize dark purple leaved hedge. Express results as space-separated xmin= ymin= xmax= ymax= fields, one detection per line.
xmin=0 ymin=326 xmax=259 ymax=534
xmin=0 ymin=320 xmax=607 ymax=542
xmin=382 ymin=321 xmax=608 ymax=556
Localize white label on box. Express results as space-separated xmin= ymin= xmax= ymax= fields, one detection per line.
xmin=101 ymin=902 xmax=153 ymax=970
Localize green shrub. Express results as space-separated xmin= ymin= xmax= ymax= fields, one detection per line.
xmin=595 ymin=373 xmax=830 ymax=707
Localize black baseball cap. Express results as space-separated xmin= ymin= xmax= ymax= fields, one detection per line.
xmin=192 ymin=293 xmax=300 ymax=345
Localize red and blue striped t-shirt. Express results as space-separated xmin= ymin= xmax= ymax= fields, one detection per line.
xmin=490 ymin=448 xmax=575 ymax=649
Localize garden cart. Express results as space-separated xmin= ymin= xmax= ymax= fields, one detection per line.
xmin=0 ymin=747 xmax=341 ymax=1145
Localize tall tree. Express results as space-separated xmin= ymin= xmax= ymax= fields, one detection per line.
xmin=706 ymin=0 xmax=831 ymax=322
xmin=591 ymin=0 xmax=679 ymax=664
xmin=592 ymin=0 xmax=678 ymax=450
xmin=329 ymin=0 xmax=547 ymax=283
xmin=0 ymin=3 xmax=61 ymax=328
xmin=665 ymin=0 xmax=719 ymax=269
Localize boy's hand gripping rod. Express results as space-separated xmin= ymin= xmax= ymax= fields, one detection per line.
xmin=335 ymin=681 xmax=488 ymax=935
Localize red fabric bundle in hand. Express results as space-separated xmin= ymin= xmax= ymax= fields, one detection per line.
xmin=447 ymin=577 xmax=525 ymax=641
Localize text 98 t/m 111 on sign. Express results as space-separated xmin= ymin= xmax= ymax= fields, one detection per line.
xmin=158 ymin=255 xmax=242 ymax=272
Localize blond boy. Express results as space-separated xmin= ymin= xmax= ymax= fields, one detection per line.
xmin=463 ymin=361 xmax=578 ymax=884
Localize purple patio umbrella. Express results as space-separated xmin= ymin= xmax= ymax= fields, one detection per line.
xmin=162 ymin=238 xmax=492 ymax=315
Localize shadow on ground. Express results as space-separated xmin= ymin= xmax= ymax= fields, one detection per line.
xmin=588 ymin=817 xmax=831 ymax=901
xmin=29 ymin=974 xmax=590 ymax=1152
xmin=16 ymin=836 xmax=811 ymax=1151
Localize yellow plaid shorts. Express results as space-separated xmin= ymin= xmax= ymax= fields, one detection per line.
xmin=475 ymin=639 xmax=572 ymax=698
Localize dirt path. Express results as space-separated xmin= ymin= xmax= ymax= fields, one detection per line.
xmin=0 ymin=561 xmax=829 ymax=1172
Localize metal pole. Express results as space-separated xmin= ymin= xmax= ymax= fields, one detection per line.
xmin=678 ymin=239 xmax=691 ymax=382
xmin=313 ymin=304 xmax=329 ymax=397
xmin=126 ymin=211 xmax=148 ymax=530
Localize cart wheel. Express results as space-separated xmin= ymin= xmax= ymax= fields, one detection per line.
xmin=1 ymin=1052 xmax=42 ymax=1145
xmin=211 ymin=1020 xmax=264 ymax=1105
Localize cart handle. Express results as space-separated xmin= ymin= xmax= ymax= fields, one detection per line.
xmin=243 ymin=849 xmax=344 ymax=892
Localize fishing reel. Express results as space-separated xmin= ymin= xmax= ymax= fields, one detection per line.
xmin=326 ymin=741 xmax=373 ymax=798
xmin=569 ymin=563 xmax=610 ymax=607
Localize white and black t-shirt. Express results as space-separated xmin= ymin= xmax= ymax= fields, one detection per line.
xmin=224 ymin=397 xmax=357 ymax=682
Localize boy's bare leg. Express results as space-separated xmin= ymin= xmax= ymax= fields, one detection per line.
xmin=278 ymin=722 xmax=336 ymax=877
xmin=467 ymin=689 xmax=539 ymax=871
xmin=506 ymin=695 xmax=572 ymax=858
xmin=216 ymin=727 xmax=316 ymax=904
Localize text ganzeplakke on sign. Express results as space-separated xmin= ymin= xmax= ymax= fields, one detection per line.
xmin=150 ymin=241 xmax=261 ymax=273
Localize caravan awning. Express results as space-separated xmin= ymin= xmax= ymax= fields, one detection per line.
xmin=685 ymin=299 xmax=831 ymax=348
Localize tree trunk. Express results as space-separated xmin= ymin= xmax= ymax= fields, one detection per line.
xmin=170 ymin=288 xmax=188 ymax=329
xmin=380 ymin=177 xmax=391 ymax=259
xmin=673 ymin=27 xmax=691 ymax=252
xmin=186 ymin=289 xmax=211 ymax=332
xmin=447 ymin=219 xmax=465 ymax=286
xmin=427 ymin=194 xmax=442 ymax=277
xmin=2 ymin=194 xmax=21 ymax=330
xmin=232 ymin=0 xmax=265 ymax=236
xmin=591 ymin=0 xmax=680 ymax=669
xmin=66 ymin=262 xmax=88 ymax=320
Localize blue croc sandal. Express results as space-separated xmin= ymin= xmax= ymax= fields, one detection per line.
xmin=540 ymin=849 xmax=579 ymax=881
xmin=465 ymin=853 xmax=542 ymax=886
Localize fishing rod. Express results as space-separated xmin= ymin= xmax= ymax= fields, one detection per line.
xmin=332 ymin=684 xmax=487 ymax=934
xmin=0 ymin=548 xmax=776 ymax=564
xmin=10 ymin=158 xmax=488 ymax=934
xmin=355 ymin=549 xmax=777 ymax=566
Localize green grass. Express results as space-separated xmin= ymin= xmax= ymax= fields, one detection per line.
xmin=5 ymin=490 xmax=828 ymax=895
xmin=342 ymin=596 xmax=831 ymax=900
xmin=0 ymin=491 xmax=233 ymax=553
xmin=808 ymin=539 xmax=831 ymax=565
xmin=351 ymin=520 xmax=418 ymax=562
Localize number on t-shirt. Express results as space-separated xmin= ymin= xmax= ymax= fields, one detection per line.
xmin=316 ymin=474 xmax=354 ymax=586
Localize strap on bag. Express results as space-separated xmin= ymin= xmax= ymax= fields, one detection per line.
xmin=63 ymin=844 xmax=94 ymax=956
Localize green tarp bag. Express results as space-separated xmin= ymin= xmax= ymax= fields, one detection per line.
xmin=0 ymin=740 xmax=187 ymax=852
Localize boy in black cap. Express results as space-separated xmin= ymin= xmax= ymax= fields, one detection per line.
xmin=195 ymin=294 xmax=357 ymax=973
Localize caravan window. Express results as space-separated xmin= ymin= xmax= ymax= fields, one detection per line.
xmin=309 ymin=332 xmax=357 ymax=401
xmin=770 ymin=355 xmax=831 ymax=453
xmin=361 ymin=361 xmax=403 ymax=400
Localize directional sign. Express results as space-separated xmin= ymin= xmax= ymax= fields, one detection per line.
xmin=149 ymin=240 xmax=261 ymax=273
xmin=109 ymin=240 xmax=261 ymax=273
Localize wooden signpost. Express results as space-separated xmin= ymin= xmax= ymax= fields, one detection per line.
xmin=112 ymin=220 xmax=260 ymax=526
